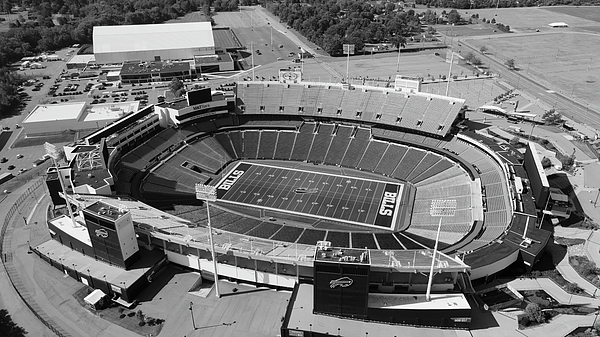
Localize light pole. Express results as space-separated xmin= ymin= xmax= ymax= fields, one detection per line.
xmin=195 ymin=184 xmax=220 ymax=297
xmin=426 ymin=199 xmax=456 ymax=301
xmin=528 ymin=116 xmax=537 ymax=141
xmin=594 ymin=188 xmax=600 ymax=208
xmin=189 ymin=301 xmax=196 ymax=330
xmin=396 ymin=43 xmax=402 ymax=72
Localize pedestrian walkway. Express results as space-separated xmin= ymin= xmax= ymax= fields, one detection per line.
xmin=508 ymin=278 xmax=600 ymax=307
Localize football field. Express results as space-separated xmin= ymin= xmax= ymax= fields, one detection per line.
xmin=215 ymin=162 xmax=406 ymax=230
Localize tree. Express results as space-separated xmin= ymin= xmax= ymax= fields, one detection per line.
xmin=136 ymin=309 xmax=145 ymax=325
xmin=542 ymin=109 xmax=563 ymax=125
xmin=559 ymin=154 xmax=575 ymax=170
xmin=541 ymin=157 xmax=552 ymax=169
xmin=0 ymin=309 xmax=28 ymax=337
xmin=505 ymin=58 xmax=515 ymax=70
xmin=169 ymin=78 xmax=184 ymax=95
xmin=509 ymin=137 xmax=520 ymax=146
xmin=524 ymin=303 xmax=545 ymax=323
xmin=479 ymin=45 xmax=488 ymax=54
xmin=447 ymin=9 xmax=462 ymax=24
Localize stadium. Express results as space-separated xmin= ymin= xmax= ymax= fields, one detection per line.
xmin=39 ymin=73 xmax=551 ymax=334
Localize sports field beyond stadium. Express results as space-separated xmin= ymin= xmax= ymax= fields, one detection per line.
xmin=215 ymin=162 xmax=406 ymax=230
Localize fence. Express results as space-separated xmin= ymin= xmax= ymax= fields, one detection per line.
xmin=0 ymin=179 xmax=73 ymax=337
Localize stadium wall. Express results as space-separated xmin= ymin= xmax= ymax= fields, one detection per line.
xmin=523 ymin=142 xmax=549 ymax=209
xmin=468 ymin=245 xmax=519 ymax=280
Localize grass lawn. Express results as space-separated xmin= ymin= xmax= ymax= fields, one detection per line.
xmin=73 ymin=286 xmax=164 ymax=336
xmin=569 ymin=255 xmax=600 ymax=289
xmin=555 ymin=237 xmax=586 ymax=246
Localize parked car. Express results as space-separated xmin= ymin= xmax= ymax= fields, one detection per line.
xmin=7 ymin=165 xmax=15 ymax=170
xmin=0 ymin=157 xmax=7 ymax=163
xmin=16 ymin=154 xmax=23 ymax=159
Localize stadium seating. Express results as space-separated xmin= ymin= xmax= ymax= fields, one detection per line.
xmin=290 ymin=123 xmax=316 ymax=161
xmin=351 ymin=232 xmax=378 ymax=249
xmin=228 ymin=130 xmax=244 ymax=158
xmin=406 ymin=153 xmax=441 ymax=182
xmin=307 ymin=123 xmax=335 ymax=163
xmin=340 ymin=127 xmax=371 ymax=168
xmin=374 ymin=233 xmax=403 ymax=249
xmin=392 ymin=148 xmax=425 ymax=180
xmin=297 ymin=228 xmax=327 ymax=245
xmin=374 ymin=144 xmax=407 ymax=176
xmin=274 ymin=131 xmax=296 ymax=160
xmin=411 ymin=158 xmax=454 ymax=184
xmin=246 ymin=222 xmax=283 ymax=239
xmin=326 ymin=231 xmax=350 ymax=248
xmin=257 ymin=130 xmax=278 ymax=159
xmin=271 ymin=226 xmax=304 ymax=243
xmin=242 ymin=130 xmax=260 ymax=159
xmin=214 ymin=133 xmax=238 ymax=159
xmin=323 ymin=125 xmax=353 ymax=165
xmin=358 ymin=140 xmax=388 ymax=172
xmin=393 ymin=232 xmax=427 ymax=249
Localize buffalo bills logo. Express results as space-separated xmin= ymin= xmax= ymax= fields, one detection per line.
xmin=330 ymin=277 xmax=353 ymax=288
xmin=95 ymin=229 xmax=109 ymax=238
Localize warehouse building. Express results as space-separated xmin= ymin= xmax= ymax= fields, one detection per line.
xmin=93 ymin=22 xmax=216 ymax=64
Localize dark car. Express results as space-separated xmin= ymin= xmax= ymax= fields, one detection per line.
xmin=0 ymin=157 xmax=7 ymax=163
xmin=7 ymin=165 xmax=15 ymax=170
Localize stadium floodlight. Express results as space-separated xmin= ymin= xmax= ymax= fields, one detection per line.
xmin=426 ymin=199 xmax=456 ymax=301
xmin=343 ymin=44 xmax=355 ymax=81
xmin=45 ymin=142 xmax=77 ymax=228
xmin=195 ymin=183 xmax=220 ymax=298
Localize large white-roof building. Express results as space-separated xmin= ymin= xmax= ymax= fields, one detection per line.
xmin=22 ymin=101 xmax=140 ymax=135
xmin=93 ymin=22 xmax=215 ymax=64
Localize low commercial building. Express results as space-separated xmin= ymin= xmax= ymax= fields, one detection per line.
xmin=22 ymin=101 xmax=140 ymax=135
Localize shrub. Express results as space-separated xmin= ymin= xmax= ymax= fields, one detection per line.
xmin=565 ymin=282 xmax=582 ymax=294
xmin=525 ymin=303 xmax=545 ymax=323
xmin=541 ymin=157 xmax=552 ymax=168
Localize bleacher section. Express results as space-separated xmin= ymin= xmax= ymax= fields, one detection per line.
xmin=236 ymin=82 xmax=464 ymax=137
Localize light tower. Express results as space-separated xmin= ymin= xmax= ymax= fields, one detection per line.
xmin=426 ymin=199 xmax=456 ymax=301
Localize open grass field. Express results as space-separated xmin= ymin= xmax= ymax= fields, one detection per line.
xmin=416 ymin=6 xmax=600 ymax=33
xmin=544 ymin=6 xmax=600 ymax=24
xmin=466 ymin=32 xmax=600 ymax=109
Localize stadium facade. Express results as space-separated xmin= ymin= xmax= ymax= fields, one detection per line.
xmin=38 ymin=77 xmax=551 ymax=332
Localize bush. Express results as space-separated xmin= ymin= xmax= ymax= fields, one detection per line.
xmin=541 ymin=157 xmax=552 ymax=169
xmin=565 ymin=282 xmax=582 ymax=294
xmin=525 ymin=303 xmax=545 ymax=323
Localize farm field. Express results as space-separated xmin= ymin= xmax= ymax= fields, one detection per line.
xmin=415 ymin=6 xmax=600 ymax=33
xmin=544 ymin=6 xmax=600 ymax=24
xmin=465 ymin=32 xmax=600 ymax=111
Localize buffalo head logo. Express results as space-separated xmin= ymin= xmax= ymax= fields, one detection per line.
xmin=95 ymin=229 xmax=109 ymax=239
xmin=330 ymin=277 xmax=353 ymax=289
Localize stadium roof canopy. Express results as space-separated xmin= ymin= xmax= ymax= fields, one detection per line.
xmin=93 ymin=22 xmax=215 ymax=54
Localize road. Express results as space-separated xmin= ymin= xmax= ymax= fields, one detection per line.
xmin=448 ymin=33 xmax=600 ymax=133
xmin=250 ymin=6 xmax=343 ymax=80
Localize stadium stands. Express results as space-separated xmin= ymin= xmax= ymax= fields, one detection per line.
xmin=323 ymin=125 xmax=353 ymax=165
xmin=237 ymin=82 xmax=463 ymax=137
